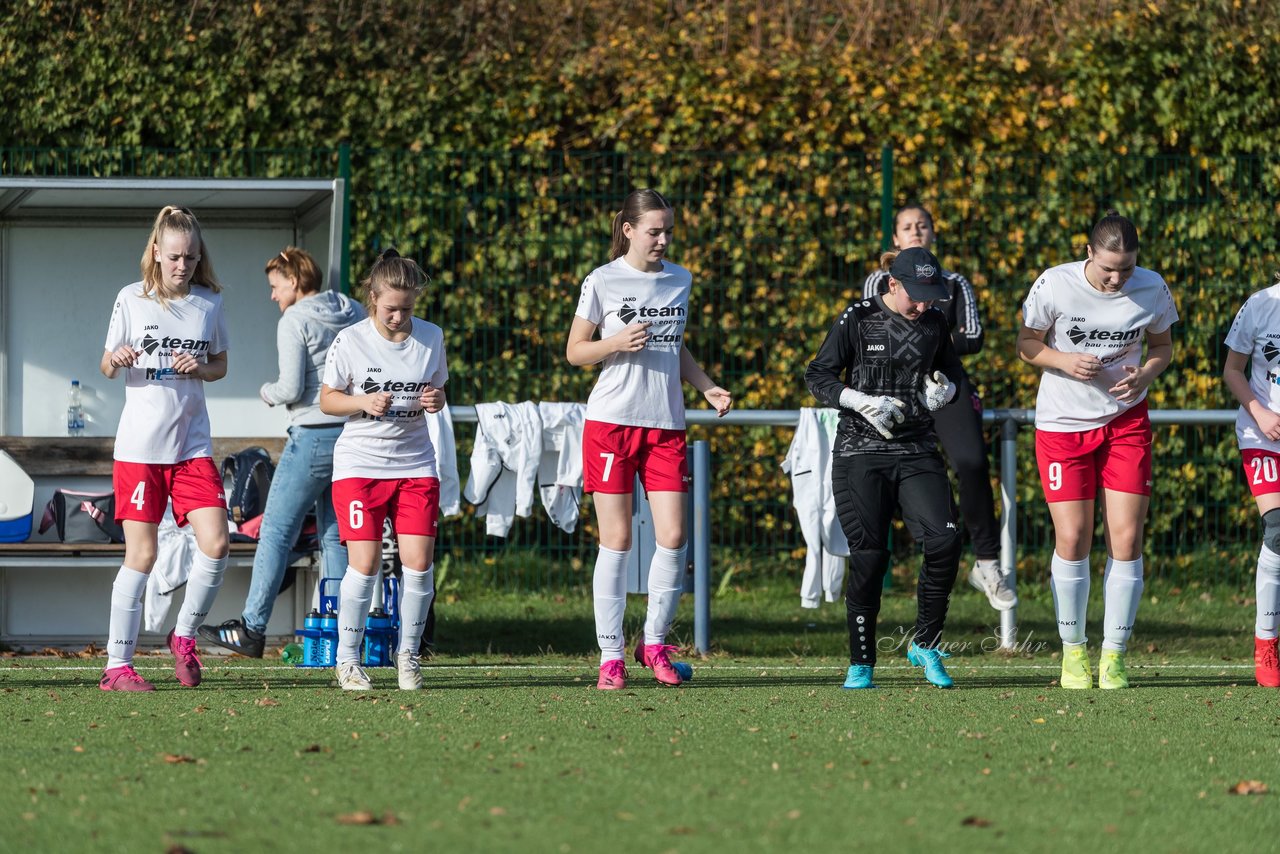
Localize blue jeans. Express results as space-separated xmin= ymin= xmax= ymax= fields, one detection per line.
xmin=243 ymin=424 xmax=347 ymax=633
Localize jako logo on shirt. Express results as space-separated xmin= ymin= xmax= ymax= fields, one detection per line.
xmin=1264 ymin=342 xmax=1280 ymax=362
xmin=1067 ymin=325 xmax=1141 ymax=345
xmin=139 ymin=334 xmax=210 ymax=354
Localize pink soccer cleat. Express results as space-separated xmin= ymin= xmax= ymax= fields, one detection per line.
xmin=167 ymin=630 xmax=203 ymax=687
xmin=99 ymin=665 xmax=155 ymax=692
xmin=596 ymin=659 xmax=628 ymax=690
xmin=633 ymin=641 xmax=685 ymax=686
xmin=1256 ymin=636 xmax=1280 ymax=688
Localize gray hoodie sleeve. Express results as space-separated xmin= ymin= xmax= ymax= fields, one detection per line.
xmin=259 ymin=312 xmax=308 ymax=406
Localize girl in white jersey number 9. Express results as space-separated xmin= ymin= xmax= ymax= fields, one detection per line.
xmin=320 ymin=249 xmax=448 ymax=691
xmin=1016 ymin=211 xmax=1178 ymax=691
xmin=566 ymin=189 xmax=732 ymax=690
xmin=98 ymin=206 xmax=231 ymax=693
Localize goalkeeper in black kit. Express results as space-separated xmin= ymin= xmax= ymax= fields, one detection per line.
xmin=804 ymin=247 xmax=966 ymax=690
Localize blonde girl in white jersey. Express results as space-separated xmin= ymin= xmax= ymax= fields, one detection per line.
xmin=1017 ymin=211 xmax=1177 ymax=690
xmin=98 ymin=206 xmax=231 ymax=692
xmin=320 ymin=249 xmax=448 ymax=691
xmin=567 ymin=189 xmax=732 ymax=690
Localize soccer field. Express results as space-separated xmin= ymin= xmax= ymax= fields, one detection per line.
xmin=3 ymin=584 xmax=1277 ymax=853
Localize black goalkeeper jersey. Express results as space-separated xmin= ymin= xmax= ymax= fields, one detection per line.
xmin=804 ymin=295 xmax=964 ymax=456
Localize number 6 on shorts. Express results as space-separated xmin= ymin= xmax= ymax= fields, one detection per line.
xmin=348 ymin=500 xmax=364 ymax=531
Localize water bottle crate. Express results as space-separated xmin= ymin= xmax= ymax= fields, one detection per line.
xmin=293 ymin=575 xmax=401 ymax=668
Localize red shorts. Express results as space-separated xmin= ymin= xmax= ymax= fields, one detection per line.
xmin=582 ymin=420 xmax=689 ymax=495
xmin=1242 ymin=450 xmax=1280 ymax=497
xmin=333 ymin=476 xmax=439 ymax=542
xmin=113 ymin=457 xmax=226 ymax=527
xmin=1035 ymin=401 xmax=1152 ymax=502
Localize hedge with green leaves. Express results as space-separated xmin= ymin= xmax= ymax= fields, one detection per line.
xmin=4 ymin=1 xmax=1279 ymax=582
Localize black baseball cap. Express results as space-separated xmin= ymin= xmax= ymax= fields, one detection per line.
xmin=889 ymin=247 xmax=949 ymax=302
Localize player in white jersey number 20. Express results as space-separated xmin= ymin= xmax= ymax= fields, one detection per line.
xmin=567 ymin=188 xmax=732 ymax=690
xmin=1222 ymin=280 xmax=1280 ymax=687
xmin=1017 ymin=211 xmax=1178 ymax=690
xmin=320 ymin=249 xmax=448 ymax=692
xmin=98 ymin=206 xmax=231 ymax=693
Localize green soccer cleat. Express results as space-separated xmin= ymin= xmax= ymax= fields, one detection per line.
xmin=906 ymin=642 xmax=953 ymax=688
xmin=1098 ymin=649 xmax=1130 ymax=689
xmin=1060 ymin=643 xmax=1092 ymax=689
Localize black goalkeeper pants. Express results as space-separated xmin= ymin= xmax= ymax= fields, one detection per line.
xmin=832 ymin=451 xmax=961 ymax=666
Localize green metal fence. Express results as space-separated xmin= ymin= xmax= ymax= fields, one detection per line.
xmin=4 ymin=146 xmax=1277 ymax=588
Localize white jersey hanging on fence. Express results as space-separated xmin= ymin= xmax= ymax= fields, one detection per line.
xmin=463 ymin=401 xmax=543 ymax=536
xmin=1225 ymin=283 xmax=1280 ymax=454
xmin=575 ymin=257 xmax=690 ymax=430
xmin=537 ymin=401 xmax=586 ymax=533
xmin=104 ymin=282 xmax=229 ymax=464
xmin=1021 ymin=260 xmax=1178 ymax=432
xmin=782 ymin=407 xmax=849 ymax=608
xmin=321 ymin=317 xmax=449 ymax=480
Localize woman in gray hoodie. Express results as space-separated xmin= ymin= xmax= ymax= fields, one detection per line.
xmin=199 ymin=246 xmax=366 ymax=656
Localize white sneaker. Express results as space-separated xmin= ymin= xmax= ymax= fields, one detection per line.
xmin=968 ymin=559 xmax=1017 ymax=610
xmin=336 ymin=661 xmax=372 ymax=691
xmin=395 ymin=651 xmax=423 ymax=690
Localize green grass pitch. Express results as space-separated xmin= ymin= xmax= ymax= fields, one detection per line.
xmin=3 ymin=581 xmax=1278 ymax=853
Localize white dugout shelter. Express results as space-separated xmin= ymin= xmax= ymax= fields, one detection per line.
xmin=0 ymin=177 xmax=346 ymax=645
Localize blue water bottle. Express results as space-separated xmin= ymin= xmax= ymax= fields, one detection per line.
xmin=319 ymin=609 xmax=338 ymax=666
xmin=363 ymin=608 xmax=393 ymax=667
xmin=301 ymin=610 xmax=323 ymax=666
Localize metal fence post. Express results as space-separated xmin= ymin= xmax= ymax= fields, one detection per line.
xmin=692 ymin=439 xmax=711 ymax=655
xmin=880 ymin=144 xmax=894 ymax=252
xmin=999 ymin=415 xmax=1019 ymax=649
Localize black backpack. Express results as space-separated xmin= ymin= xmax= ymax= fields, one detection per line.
xmin=221 ymin=446 xmax=275 ymax=524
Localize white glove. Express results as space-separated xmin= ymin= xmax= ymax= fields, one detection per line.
xmin=839 ymin=387 xmax=906 ymax=439
xmin=919 ymin=371 xmax=956 ymax=412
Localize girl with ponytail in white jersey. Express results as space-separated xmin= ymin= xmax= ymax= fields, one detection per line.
xmin=1222 ymin=278 xmax=1280 ymax=688
xmin=98 ymin=206 xmax=230 ymax=692
xmin=320 ymin=249 xmax=448 ymax=691
xmin=1017 ymin=211 xmax=1178 ymax=690
xmin=566 ymin=188 xmax=732 ymax=690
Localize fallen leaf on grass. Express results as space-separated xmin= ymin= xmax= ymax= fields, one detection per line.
xmin=962 ymin=816 xmax=992 ymax=827
xmin=1228 ymin=780 xmax=1269 ymax=795
xmin=161 ymin=754 xmax=196 ymax=764
xmin=336 ymin=811 xmax=398 ymax=825
xmin=254 ymin=698 xmax=280 ymax=707
xmin=301 ymin=744 xmax=325 ymax=753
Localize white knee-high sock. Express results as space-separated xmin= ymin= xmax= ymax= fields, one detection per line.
xmin=397 ymin=565 xmax=435 ymax=654
xmin=174 ymin=549 xmax=227 ymax=638
xmin=1256 ymin=545 xmax=1280 ymax=640
xmin=336 ymin=569 xmax=377 ymax=665
xmin=1050 ymin=552 xmax=1090 ymax=645
xmin=593 ymin=546 xmax=629 ymax=664
xmin=106 ymin=566 xmax=149 ymax=670
xmin=644 ymin=544 xmax=686 ymax=645
xmin=1102 ymin=557 xmax=1144 ymax=652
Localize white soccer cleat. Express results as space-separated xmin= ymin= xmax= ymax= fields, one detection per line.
xmin=395 ymin=651 xmax=424 ymax=690
xmin=336 ymin=661 xmax=372 ymax=691
xmin=968 ymin=559 xmax=1017 ymax=610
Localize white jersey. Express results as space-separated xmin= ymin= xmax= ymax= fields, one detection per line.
xmin=1022 ymin=260 xmax=1178 ymax=432
xmin=576 ymin=257 xmax=690 ymax=430
xmin=322 ymin=317 xmax=449 ymax=480
xmin=1224 ymin=284 xmax=1280 ymax=453
xmin=104 ymin=282 xmax=229 ymax=464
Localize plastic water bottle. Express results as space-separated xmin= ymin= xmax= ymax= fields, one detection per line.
xmin=66 ymin=380 xmax=85 ymax=437
xmin=282 ymin=642 xmax=304 ymax=666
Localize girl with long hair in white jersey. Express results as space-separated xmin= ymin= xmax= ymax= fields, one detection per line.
xmin=98 ymin=206 xmax=231 ymax=692
xmin=1222 ymin=279 xmax=1280 ymax=688
xmin=1017 ymin=211 xmax=1178 ymax=690
xmin=320 ymin=249 xmax=447 ymax=691
xmin=566 ymin=188 xmax=732 ymax=690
